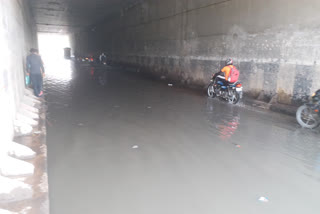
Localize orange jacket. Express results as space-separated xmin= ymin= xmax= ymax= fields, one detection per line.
xmin=221 ymin=65 xmax=235 ymax=81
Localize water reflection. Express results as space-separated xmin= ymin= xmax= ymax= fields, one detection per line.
xmin=90 ymin=67 xmax=95 ymax=79
xmin=45 ymin=59 xmax=73 ymax=81
xmin=43 ymin=59 xmax=74 ymax=113
xmin=282 ymin=129 xmax=320 ymax=172
xmin=205 ymin=98 xmax=320 ymax=172
xmin=44 ymin=59 xmax=320 ymax=179
xmin=205 ymin=100 xmax=240 ymax=141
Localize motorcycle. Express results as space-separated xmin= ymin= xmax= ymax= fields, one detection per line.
xmin=296 ymin=89 xmax=320 ymax=129
xmin=207 ymin=75 xmax=243 ymax=104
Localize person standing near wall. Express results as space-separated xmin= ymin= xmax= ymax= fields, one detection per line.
xmin=26 ymin=48 xmax=45 ymax=97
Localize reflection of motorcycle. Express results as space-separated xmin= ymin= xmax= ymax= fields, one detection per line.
xmin=207 ymin=75 xmax=243 ymax=104
xmin=296 ymin=90 xmax=320 ymax=129
xmin=92 ymin=64 xmax=108 ymax=86
xmin=205 ymin=100 xmax=240 ymax=140
xmin=218 ymin=115 xmax=240 ymax=140
xmin=98 ymin=71 xmax=107 ymax=86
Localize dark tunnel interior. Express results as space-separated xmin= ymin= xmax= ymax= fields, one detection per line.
xmin=1 ymin=1 xmax=320 ymax=213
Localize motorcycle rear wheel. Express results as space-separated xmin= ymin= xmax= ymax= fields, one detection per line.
xmin=229 ymin=91 xmax=240 ymax=104
xmin=296 ymin=105 xmax=319 ymax=129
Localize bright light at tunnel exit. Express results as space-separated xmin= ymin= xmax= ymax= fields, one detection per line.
xmin=38 ymin=33 xmax=72 ymax=80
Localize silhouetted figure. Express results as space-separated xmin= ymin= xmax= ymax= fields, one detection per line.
xmin=99 ymin=53 xmax=106 ymax=64
xmin=26 ymin=48 xmax=45 ymax=97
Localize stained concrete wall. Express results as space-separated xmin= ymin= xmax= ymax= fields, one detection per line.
xmin=0 ymin=0 xmax=37 ymax=141
xmin=76 ymin=0 xmax=320 ymax=104
xmin=71 ymin=29 xmax=106 ymax=58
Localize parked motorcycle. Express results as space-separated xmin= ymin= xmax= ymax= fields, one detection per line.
xmin=296 ymin=90 xmax=320 ymax=129
xmin=207 ymin=75 xmax=243 ymax=104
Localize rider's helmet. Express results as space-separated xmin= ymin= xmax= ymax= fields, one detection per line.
xmin=225 ymin=58 xmax=233 ymax=66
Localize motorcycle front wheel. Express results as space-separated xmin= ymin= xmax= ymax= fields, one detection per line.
xmin=296 ymin=105 xmax=319 ymax=129
xmin=207 ymin=83 xmax=216 ymax=98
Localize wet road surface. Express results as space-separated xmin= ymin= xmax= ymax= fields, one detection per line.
xmin=45 ymin=60 xmax=320 ymax=214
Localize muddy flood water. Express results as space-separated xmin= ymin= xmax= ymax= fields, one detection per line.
xmin=45 ymin=60 xmax=320 ymax=214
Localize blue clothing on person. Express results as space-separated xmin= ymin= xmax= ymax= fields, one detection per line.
xmin=26 ymin=53 xmax=45 ymax=74
xmin=26 ymin=51 xmax=45 ymax=97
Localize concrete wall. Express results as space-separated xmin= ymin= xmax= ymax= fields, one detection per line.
xmin=71 ymin=29 xmax=106 ymax=58
xmin=77 ymin=0 xmax=320 ymax=104
xmin=0 ymin=0 xmax=37 ymax=141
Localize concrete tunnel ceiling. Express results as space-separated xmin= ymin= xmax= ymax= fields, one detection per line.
xmin=29 ymin=0 xmax=139 ymax=33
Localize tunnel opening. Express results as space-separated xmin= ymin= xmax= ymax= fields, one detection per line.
xmin=38 ymin=33 xmax=73 ymax=80
xmin=38 ymin=33 xmax=71 ymax=61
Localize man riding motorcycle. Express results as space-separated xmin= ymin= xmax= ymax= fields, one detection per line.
xmin=213 ymin=58 xmax=239 ymax=86
xmin=207 ymin=58 xmax=242 ymax=104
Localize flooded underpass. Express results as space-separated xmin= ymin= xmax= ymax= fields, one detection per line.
xmin=45 ymin=60 xmax=320 ymax=214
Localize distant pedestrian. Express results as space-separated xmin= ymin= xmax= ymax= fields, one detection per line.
xmin=99 ymin=53 xmax=106 ymax=64
xmin=26 ymin=48 xmax=45 ymax=97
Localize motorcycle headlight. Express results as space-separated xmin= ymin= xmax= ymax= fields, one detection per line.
xmin=312 ymin=93 xmax=316 ymax=97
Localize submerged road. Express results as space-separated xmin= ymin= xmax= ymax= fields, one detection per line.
xmin=45 ymin=60 xmax=320 ymax=214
